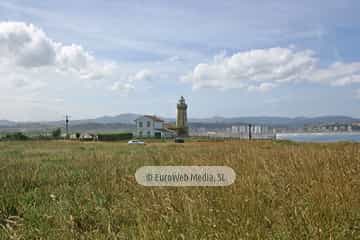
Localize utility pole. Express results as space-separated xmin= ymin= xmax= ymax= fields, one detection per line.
xmin=65 ymin=115 xmax=70 ymax=139
xmin=248 ymin=124 xmax=252 ymax=140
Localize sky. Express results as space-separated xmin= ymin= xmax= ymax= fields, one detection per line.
xmin=0 ymin=0 xmax=360 ymax=121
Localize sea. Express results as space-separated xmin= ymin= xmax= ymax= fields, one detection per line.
xmin=276 ymin=132 xmax=360 ymax=143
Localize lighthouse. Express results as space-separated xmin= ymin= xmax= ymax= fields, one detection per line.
xmin=176 ymin=96 xmax=188 ymax=136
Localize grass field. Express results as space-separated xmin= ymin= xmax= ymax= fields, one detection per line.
xmin=0 ymin=140 xmax=359 ymax=239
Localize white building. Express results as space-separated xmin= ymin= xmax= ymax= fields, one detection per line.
xmin=80 ymin=133 xmax=98 ymax=141
xmin=134 ymin=115 xmax=175 ymax=138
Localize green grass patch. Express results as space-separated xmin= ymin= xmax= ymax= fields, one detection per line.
xmin=0 ymin=140 xmax=359 ymax=239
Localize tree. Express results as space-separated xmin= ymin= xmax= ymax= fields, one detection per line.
xmin=52 ymin=128 xmax=62 ymax=138
xmin=4 ymin=132 xmax=29 ymax=141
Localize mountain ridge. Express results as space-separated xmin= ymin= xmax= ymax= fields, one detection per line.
xmin=1 ymin=114 xmax=359 ymax=128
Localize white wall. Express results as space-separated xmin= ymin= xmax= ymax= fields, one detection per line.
xmin=135 ymin=116 xmax=164 ymax=137
xmin=154 ymin=121 xmax=163 ymax=129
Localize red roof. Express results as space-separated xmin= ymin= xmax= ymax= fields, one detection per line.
xmin=143 ymin=115 xmax=164 ymax=122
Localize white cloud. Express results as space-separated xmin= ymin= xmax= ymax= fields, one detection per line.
xmin=0 ymin=21 xmax=115 ymax=85
xmin=182 ymin=47 xmax=360 ymax=91
xmin=168 ymin=56 xmax=184 ymax=62
xmin=310 ymin=62 xmax=360 ymax=86
xmin=0 ymin=21 xmax=56 ymax=67
xmin=11 ymin=77 xmax=29 ymax=88
xmin=129 ymin=69 xmax=153 ymax=82
xmin=109 ymin=68 xmax=156 ymax=94
xmin=0 ymin=21 xmax=125 ymax=120
xmin=56 ymin=44 xmax=115 ymax=80
xmin=248 ymin=82 xmax=277 ymax=92
xmin=110 ymin=82 xmax=134 ymax=93
xmin=54 ymin=98 xmax=65 ymax=103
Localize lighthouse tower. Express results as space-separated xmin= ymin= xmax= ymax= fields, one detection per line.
xmin=176 ymin=96 xmax=188 ymax=136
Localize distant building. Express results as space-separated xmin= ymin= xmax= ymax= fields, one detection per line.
xmin=351 ymin=122 xmax=360 ymax=131
xmin=353 ymin=122 xmax=360 ymax=127
xmin=134 ymin=115 xmax=175 ymax=138
xmin=231 ymin=126 xmax=238 ymax=133
xmin=80 ymin=133 xmax=98 ymax=141
xmin=253 ymin=125 xmax=261 ymax=134
xmin=69 ymin=133 xmax=78 ymax=140
xmin=231 ymin=125 xmax=271 ymax=135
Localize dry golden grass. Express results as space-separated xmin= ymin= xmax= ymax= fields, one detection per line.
xmin=0 ymin=140 xmax=359 ymax=239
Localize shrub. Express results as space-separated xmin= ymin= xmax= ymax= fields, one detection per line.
xmin=52 ymin=128 xmax=62 ymax=138
xmin=3 ymin=132 xmax=29 ymax=141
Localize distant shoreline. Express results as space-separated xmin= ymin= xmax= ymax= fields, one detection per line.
xmin=278 ymin=132 xmax=360 ymax=136
xmin=276 ymin=131 xmax=360 ymax=143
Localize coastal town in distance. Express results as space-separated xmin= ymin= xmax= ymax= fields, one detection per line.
xmin=0 ymin=96 xmax=359 ymax=141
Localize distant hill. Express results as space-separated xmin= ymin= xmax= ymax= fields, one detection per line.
xmin=43 ymin=113 xmax=142 ymax=126
xmin=0 ymin=113 xmax=141 ymax=133
xmin=0 ymin=114 xmax=359 ymax=133
xmin=0 ymin=120 xmax=16 ymax=127
xmin=85 ymin=113 xmax=141 ymax=124
xmin=69 ymin=123 xmax=135 ymax=132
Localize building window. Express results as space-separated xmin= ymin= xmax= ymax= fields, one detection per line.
xmin=147 ymin=121 xmax=151 ymax=127
xmin=139 ymin=121 xmax=143 ymax=128
xmin=139 ymin=131 xmax=143 ymax=137
xmin=147 ymin=131 xmax=151 ymax=137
